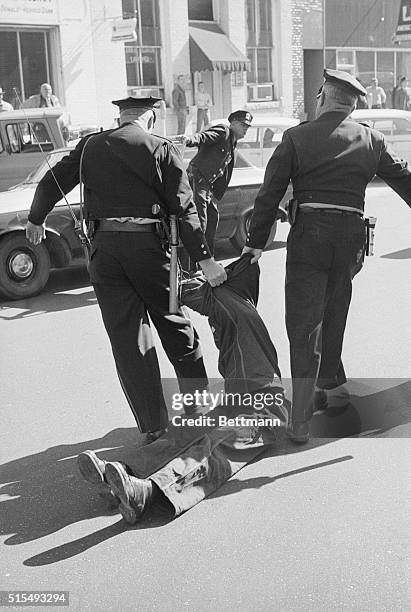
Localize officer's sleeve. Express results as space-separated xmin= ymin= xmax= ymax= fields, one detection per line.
xmin=185 ymin=124 xmax=226 ymax=147
xmin=376 ymin=140 xmax=411 ymax=207
xmin=28 ymin=138 xmax=85 ymax=225
xmin=155 ymin=143 xmax=212 ymax=262
xmin=246 ymin=132 xmax=295 ymax=249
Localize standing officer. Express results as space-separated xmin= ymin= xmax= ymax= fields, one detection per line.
xmin=243 ymin=69 xmax=411 ymax=443
xmin=182 ymin=110 xmax=253 ymax=267
xmin=25 ymin=96 xmax=227 ymax=441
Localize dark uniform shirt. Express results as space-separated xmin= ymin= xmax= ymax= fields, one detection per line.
xmin=185 ymin=124 xmax=236 ymax=200
xmin=247 ymin=111 xmax=411 ymax=248
xmin=29 ymin=123 xmax=212 ymax=262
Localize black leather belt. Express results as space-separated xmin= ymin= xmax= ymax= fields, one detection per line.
xmin=299 ymin=208 xmax=363 ymax=217
xmin=97 ymin=220 xmax=159 ymax=232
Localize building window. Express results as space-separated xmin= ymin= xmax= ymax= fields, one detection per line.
xmin=188 ymin=0 xmax=213 ymax=21
xmin=328 ymin=48 xmax=411 ymax=106
xmin=122 ymin=0 xmax=162 ymax=95
xmin=0 ymin=29 xmax=53 ymax=107
xmin=246 ymin=0 xmax=274 ymax=102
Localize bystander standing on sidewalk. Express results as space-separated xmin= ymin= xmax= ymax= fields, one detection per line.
xmin=392 ymin=77 xmax=411 ymax=110
xmin=172 ymin=75 xmax=188 ymax=135
xmin=23 ymin=83 xmax=60 ymax=109
xmin=0 ymin=87 xmax=13 ymax=112
xmin=196 ymin=82 xmax=212 ymax=131
xmin=366 ymin=77 xmax=386 ymax=109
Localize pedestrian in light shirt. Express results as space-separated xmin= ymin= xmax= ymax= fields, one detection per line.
xmin=196 ymin=82 xmax=212 ymax=131
xmin=0 ymin=87 xmax=13 ymax=112
xmin=366 ymin=77 xmax=386 ymax=109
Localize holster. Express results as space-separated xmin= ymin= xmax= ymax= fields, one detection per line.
xmin=287 ymin=197 xmax=298 ymax=226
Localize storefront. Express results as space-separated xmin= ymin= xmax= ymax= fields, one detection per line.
xmin=325 ymin=0 xmax=411 ymax=106
xmin=0 ymin=0 xmax=128 ymax=127
xmin=0 ymin=0 xmax=60 ymax=108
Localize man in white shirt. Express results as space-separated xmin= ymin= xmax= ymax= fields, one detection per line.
xmin=196 ymin=82 xmax=212 ymax=131
xmin=366 ymin=77 xmax=386 ymax=109
xmin=0 ymin=87 xmax=13 ymax=112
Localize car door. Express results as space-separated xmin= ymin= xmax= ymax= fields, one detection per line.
xmin=0 ymin=118 xmax=54 ymax=191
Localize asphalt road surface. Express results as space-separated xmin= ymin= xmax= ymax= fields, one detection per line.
xmin=1 ymin=184 xmax=410 ymax=611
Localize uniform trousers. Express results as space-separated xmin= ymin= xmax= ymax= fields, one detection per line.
xmin=285 ymin=211 xmax=366 ymax=424
xmin=88 ymin=229 xmax=208 ymax=433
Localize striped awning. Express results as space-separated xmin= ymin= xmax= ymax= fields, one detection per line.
xmin=189 ymin=23 xmax=250 ymax=72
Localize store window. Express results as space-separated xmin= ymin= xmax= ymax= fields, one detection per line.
xmin=327 ymin=49 xmax=411 ymax=107
xmin=0 ymin=29 xmax=53 ymax=107
xmin=188 ymin=0 xmax=213 ymax=21
xmin=122 ymin=0 xmax=163 ymax=96
xmin=246 ymin=0 xmax=274 ymax=102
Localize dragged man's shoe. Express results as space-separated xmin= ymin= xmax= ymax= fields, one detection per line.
xmin=105 ymin=462 xmax=155 ymax=525
xmin=146 ymin=428 xmax=167 ymax=443
xmin=287 ymin=421 xmax=310 ymax=444
xmin=77 ymin=450 xmax=119 ymax=507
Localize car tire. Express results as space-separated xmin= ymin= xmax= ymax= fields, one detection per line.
xmin=230 ymin=212 xmax=277 ymax=253
xmin=0 ymin=233 xmax=50 ymax=301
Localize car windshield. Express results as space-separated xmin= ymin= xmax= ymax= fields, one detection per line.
xmin=20 ymin=150 xmax=70 ymax=184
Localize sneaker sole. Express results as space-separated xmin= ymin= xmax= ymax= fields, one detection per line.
xmin=77 ymin=451 xmax=105 ymax=484
xmin=78 ymin=452 xmax=119 ymax=507
xmin=105 ymin=462 xmax=138 ymax=525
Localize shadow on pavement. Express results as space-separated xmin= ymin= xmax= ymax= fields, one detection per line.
xmin=0 ymin=267 xmax=96 ymax=319
xmin=380 ymin=247 xmax=411 ymax=259
xmin=0 ymin=380 xmax=409 ymax=566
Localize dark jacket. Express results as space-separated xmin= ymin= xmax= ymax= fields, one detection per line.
xmin=172 ymin=84 xmax=187 ymax=110
xmin=185 ymin=124 xmax=236 ymax=200
xmin=392 ymin=87 xmax=411 ymax=110
xmin=29 ymin=123 xmax=212 ymax=262
xmin=247 ymin=111 xmax=411 ymax=249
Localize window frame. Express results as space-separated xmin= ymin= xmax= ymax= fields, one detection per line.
xmin=122 ymin=0 xmax=163 ymax=92
xmin=246 ymin=0 xmax=274 ymax=102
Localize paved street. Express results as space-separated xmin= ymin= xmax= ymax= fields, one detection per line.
xmin=1 ymin=184 xmax=410 ymax=612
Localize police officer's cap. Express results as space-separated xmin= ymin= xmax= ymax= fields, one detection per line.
xmin=112 ymin=96 xmax=162 ymax=111
xmin=228 ymin=110 xmax=253 ymax=125
xmin=323 ymin=69 xmax=367 ymax=96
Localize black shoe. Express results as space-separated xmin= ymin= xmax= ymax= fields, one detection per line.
xmin=146 ymin=428 xmax=167 ymax=443
xmin=287 ymin=421 xmax=310 ymax=444
xmin=105 ymin=462 xmax=154 ymax=525
xmin=313 ymin=389 xmax=328 ymax=413
xmin=314 ymin=387 xmax=350 ymax=412
xmin=77 ymin=450 xmax=119 ymax=507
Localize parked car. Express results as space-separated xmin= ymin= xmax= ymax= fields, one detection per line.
xmin=0 ymin=148 xmax=289 ymax=301
xmin=351 ymin=109 xmax=411 ymax=165
xmin=186 ymin=116 xmax=299 ymax=168
xmin=0 ymin=108 xmax=97 ymax=192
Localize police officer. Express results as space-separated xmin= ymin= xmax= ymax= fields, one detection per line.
xmin=182 ymin=110 xmax=253 ymax=267
xmin=25 ymin=96 xmax=227 ymax=440
xmin=243 ymin=69 xmax=411 ymax=443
